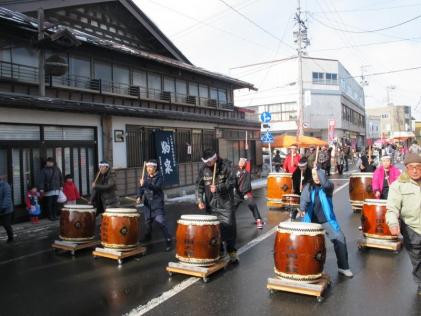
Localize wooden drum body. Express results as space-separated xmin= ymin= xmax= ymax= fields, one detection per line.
xmin=60 ymin=205 xmax=96 ymax=243
xmin=176 ymin=215 xmax=221 ymax=266
xmin=267 ymin=173 xmax=293 ymax=202
xmin=274 ymin=222 xmax=326 ymax=281
xmin=361 ymin=199 xmax=397 ymax=240
xmin=101 ymin=208 xmax=140 ymax=251
xmin=349 ymin=173 xmax=375 ymax=209
xmin=281 ymin=194 xmax=300 ymax=207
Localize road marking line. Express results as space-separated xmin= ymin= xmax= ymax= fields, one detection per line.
xmin=126 ymin=183 xmax=348 ymax=316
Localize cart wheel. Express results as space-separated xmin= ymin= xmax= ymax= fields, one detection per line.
xmin=268 ymin=289 xmax=274 ymax=295
xmin=71 ymin=251 xmax=75 ymax=256
xmin=118 ymin=259 xmax=123 ymax=265
xmin=203 ymin=277 xmax=209 ymax=283
xmin=168 ymin=272 xmax=173 ymax=277
xmin=317 ymin=296 xmax=324 ymax=303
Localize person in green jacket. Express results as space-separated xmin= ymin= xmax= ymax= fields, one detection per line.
xmin=386 ymin=153 xmax=421 ymax=295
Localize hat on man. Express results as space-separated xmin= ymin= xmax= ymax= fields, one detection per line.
xmin=298 ymin=157 xmax=308 ymax=167
xmin=98 ymin=160 xmax=110 ymax=168
xmin=146 ymin=159 xmax=158 ymax=167
xmin=202 ymin=148 xmax=217 ymax=163
xmin=404 ymin=153 xmax=421 ymax=165
xmin=380 ymin=155 xmax=391 ymax=161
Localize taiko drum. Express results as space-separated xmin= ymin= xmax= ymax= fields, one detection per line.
xmin=281 ymin=194 xmax=300 ymax=207
xmin=274 ymin=222 xmax=326 ymax=281
xmin=101 ymin=208 xmax=140 ymax=251
xmin=349 ymin=173 xmax=375 ymax=210
xmin=361 ymin=199 xmax=397 ymax=240
xmin=176 ymin=215 xmax=221 ymax=266
xmin=267 ymin=173 xmax=293 ymax=202
xmin=60 ymin=205 xmax=96 ymax=243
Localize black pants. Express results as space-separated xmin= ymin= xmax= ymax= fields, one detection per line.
xmin=246 ymin=196 xmax=262 ymax=220
xmin=0 ymin=213 xmax=13 ymax=240
xmin=337 ymin=164 xmax=344 ymax=175
xmin=344 ymin=157 xmax=349 ymax=171
xmin=322 ymin=223 xmax=350 ymax=270
xmin=45 ymin=195 xmax=58 ymax=219
xmin=144 ymin=208 xmax=171 ymax=241
xmin=401 ymin=223 xmax=421 ymax=285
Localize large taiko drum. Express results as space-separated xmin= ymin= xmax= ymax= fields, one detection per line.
xmin=349 ymin=173 xmax=375 ymax=210
xmin=101 ymin=208 xmax=140 ymax=251
xmin=361 ymin=199 xmax=397 ymax=240
xmin=176 ymin=215 xmax=221 ymax=266
xmin=267 ymin=173 xmax=293 ymax=203
xmin=60 ymin=205 xmax=96 ymax=243
xmin=274 ymin=222 xmax=326 ymax=282
xmin=281 ymin=194 xmax=300 ymax=207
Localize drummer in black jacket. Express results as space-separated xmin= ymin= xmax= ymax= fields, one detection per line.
xmin=196 ymin=149 xmax=238 ymax=263
xmin=292 ymin=157 xmax=312 ymax=195
xmin=234 ymin=157 xmax=263 ymax=229
xmin=137 ymin=159 xmax=172 ymax=251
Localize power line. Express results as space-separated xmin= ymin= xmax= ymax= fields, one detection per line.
xmin=342 ymin=65 xmax=421 ymax=79
xmin=309 ymin=12 xmax=421 ymax=34
xmin=216 ymin=0 xmax=296 ymax=51
xmin=312 ymin=2 xmax=421 ymax=14
xmin=230 ymin=56 xmax=296 ymax=70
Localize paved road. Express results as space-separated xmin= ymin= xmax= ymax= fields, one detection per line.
xmin=0 ymin=174 xmax=419 ymax=316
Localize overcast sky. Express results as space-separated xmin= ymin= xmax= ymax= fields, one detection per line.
xmin=136 ymin=0 xmax=421 ymax=120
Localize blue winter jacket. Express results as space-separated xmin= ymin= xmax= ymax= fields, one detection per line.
xmin=299 ymin=169 xmax=340 ymax=232
xmin=0 ymin=180 xmax=14 ymax=215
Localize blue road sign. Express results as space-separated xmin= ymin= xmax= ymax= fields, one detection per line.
xmin=260 ymin=131 xmax=274 ymax=143
xmin=260 ymin=111 xmax=272 ymax=123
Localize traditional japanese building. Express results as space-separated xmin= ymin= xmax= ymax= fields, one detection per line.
xmin=0 ymin=0 xmax=260 ymax=220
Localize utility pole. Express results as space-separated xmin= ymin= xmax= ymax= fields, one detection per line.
xmin=38 ymin=8 xmax=45 ymax=97
xmin=294 ymin=0 xmax=309 ymax=139
xmin=386 ymin=85 xmax=396 ymax=106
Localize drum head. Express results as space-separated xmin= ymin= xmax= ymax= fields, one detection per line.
xmin=268 ymin=172 xmax=292 ymax=177
xmin=178 ymin=214 xmax=219 ymax=225
xmin=282 ymin=194 xmax=300 ymax=198
xmin=63 ymin=204 xmax=94 ymax=209
xmin=350 ymin=173 xmax=373 ymax=177
xmin=278 ymin=221 xmax=324 ymax=234
xmin=104 ymin=208 xmax=138 ymax=214
xmin=364 ymin=199 xmax=387 ymax=205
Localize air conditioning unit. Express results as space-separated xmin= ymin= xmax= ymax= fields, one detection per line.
xmin=89 ymin=79 xmax=101 ymax=91
xmin=207 ymin=99 xmax=217 ymax=107
xmin=161 ymin=91 xmax=171 ymax=101
xmin=129 ymin=85 xmax=140 ymax=97
xmin=186 ymin=95 xmax=196 ymax=105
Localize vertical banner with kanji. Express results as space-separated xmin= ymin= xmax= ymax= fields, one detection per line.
xmin=154 ymin=131 xmax=179 ymax=186
xmin=328 ymin=119 xmax=336 ymax=143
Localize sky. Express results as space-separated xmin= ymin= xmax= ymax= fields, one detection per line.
xmin=136 ymin=0 xmax=421 ymax=120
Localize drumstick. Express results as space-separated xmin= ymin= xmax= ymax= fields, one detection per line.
xmin=368 ymin=145 xmax=372 ymax=164
xmin=315 ymin=146 xmax=319 ymax=167
xmin=212 ymin=162 xmax=217 ymax=186
xmin=140 ymin=161 xmax=146 ymax=183
xmin=80 ymin=196 xmax=90 ymax=203
xmin=93 ymin=170 xmax=101 ymax=184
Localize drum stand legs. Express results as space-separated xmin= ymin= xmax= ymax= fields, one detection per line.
xmin=52 ymin=240 xmax=100 ymax=256
xmin=267 ymin=273 xmax=331 ymax=302
xmin=166 ymin=258 xmax=229 ymax=283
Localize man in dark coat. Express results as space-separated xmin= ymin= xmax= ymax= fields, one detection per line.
xmin=292 ymin=157 xmax=312 ymax=195
xmin=90 ymin=160 xmax=119 ymax=216
xmin=234 ymin=157 xmax=263 ymax=229
xmin=137 ymin=159 xmax=172 ymax=251
xmin=196 ymin=149 xmax=238 ymax=263
xmin=39 ymin=157 xmax=63 ymax=220
xmin=0 ymin=174 xmax=14 ymax=243
xmin=273 ymin=150 xmax=282 ymax=172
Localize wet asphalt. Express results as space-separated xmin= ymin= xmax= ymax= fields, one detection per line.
xmin=0 ymin=173 xmax=420 ymax=316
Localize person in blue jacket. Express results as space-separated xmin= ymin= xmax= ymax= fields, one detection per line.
xmin=0 ymin=174 xmax=14 ymax=243
xmin=137 ymin=159 xmax=172 ymax=251
xmin=298 ymin=167 xmax=353 ymax=278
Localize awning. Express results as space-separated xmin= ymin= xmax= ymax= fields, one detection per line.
xmin=264 ymin=134 xmax=327 ymax=148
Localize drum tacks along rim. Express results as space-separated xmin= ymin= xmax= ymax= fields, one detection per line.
xmin=101 ymin=242 xmax=139 ymax=251
xmin=59 ymin=235 xmax=95 ymax=243
xmin=274 ymin=268 xmax=323 ymax=282
xmin=268 ymin=172 xmax=293 ymax=177
xmin=177 ymin=214 xmax=220 ymax=226
xmin=175 ymin=255 xmax=221 ymax=266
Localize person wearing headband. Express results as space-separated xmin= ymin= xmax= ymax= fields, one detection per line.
xmin=283 ymin=145 xmax=301 ymax=174
xmin=386 ymin=153 xmax=421 ymax=295
xmin=137 ymin=159 xmax=172 ymax=251
xmin=90 ymin=160 xmax=119 ymax=216
xmin=234 ymin=157 xmax=264 ymax=229
xmin=372 ymin=155 xmax=400 ymax=199
xmin=196 ymin=148 xmax=238 ymax=263
xmin=292 ymin=157 xmax=312 ymax=195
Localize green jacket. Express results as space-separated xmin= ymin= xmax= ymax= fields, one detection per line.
xmin=386 ymin=172 xmax=421 ymax=234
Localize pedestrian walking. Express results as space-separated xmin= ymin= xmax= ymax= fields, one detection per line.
xmin=234 ymin=157 xmax=263 ymax=229
xmin=298 ymin=167 xmax=353 ymax=278
xmin=0 ymin=174 xmax=14 ymax=243
xmin=283 ymin=145 xmax=301 ymax=174
xmin=273 ymin=150 xmax=282 ymax=173
xmin=26 ymin=186 xmax=41 ymax=224
xmin=372 ymin=156 xmax=400 ymax=199
xmin=136 ymin=159 xmax=172 ymax=251
xmin=90 ymin=160 xmax=119 ymax=216
xmin=306 ymin=146 xmax=317 ymax=169
xmin=196 ymin=149 xmax=238 ymax=263
xmin=63 ymin=175 xmax=80 ymax=205
xmin=39 ymin=157 xmax=63 ymax=221
xmin=386 ymin=153 xmax=421 ymax=295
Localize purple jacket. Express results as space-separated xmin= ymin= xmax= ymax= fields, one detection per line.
xmin=372 ymin=166 xmax=400 ymax=194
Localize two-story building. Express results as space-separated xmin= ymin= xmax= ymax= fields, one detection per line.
xmin=0 ymin=0 xmax=260 ymax=220
xmin=239 ymin=56 xmax=366 ymax=149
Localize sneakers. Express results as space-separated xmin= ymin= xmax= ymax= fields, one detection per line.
xmin=256 ymin=219 xmax=264 ymax=229
xmin=358 ymin=226 xmax=362 ymax=231
xmin=228 ymin=251 xmax=239 ymax=264
xmin=338 ymin=268 xmax=354 ymax=278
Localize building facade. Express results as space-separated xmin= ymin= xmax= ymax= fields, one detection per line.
xmin=366 ymin=105 xmax=413 ymax=139
xmin=366 ymin=115 xmax=381 ymax=140
xmin=0 ymin=1 xmax=260 ymax=220
xmin=239 ymin=57 xmax=366 ymax=148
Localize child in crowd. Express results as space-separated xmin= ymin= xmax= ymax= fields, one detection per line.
xmin=63 ymin=174 xmax=80 ymax=205
xmin=26 ymin=186 xmax=41 ymax=223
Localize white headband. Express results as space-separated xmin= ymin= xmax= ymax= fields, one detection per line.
xmin=146 ymin=162 xmax=157 ymax=167
xmin=201 ymin=153 xmax=217 ymax=163
xmin=239 ymin=157 xmax=247 ymax=162
xmin=98 ymin=163 xmax=109 ymax=168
